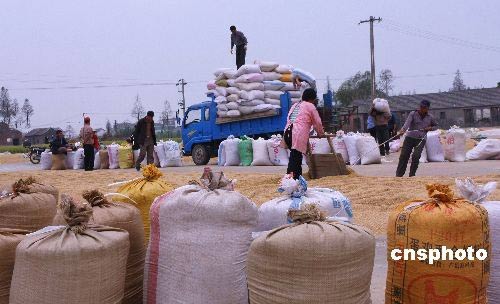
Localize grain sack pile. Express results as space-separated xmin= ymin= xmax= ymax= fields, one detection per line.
xmin=208 ymin=61 xmax=314 ymax=118
xmin=444 ymin=126 xmax=466 ymax=162
xmin=466 ymin=138 xmax=500 ymax=160
xmin=52 ymin=190 xmax=146 ymax=304
xmin=112 ymin=164 xmax=173 ymax=241
xmin=248 ymin=204 xmax=375 ymax=304
xmin=386 ymin=184 xmax=490 ymax=304
xmin=0 ymin=228 xmax=28 ymax=304
xmin=144 ymin=169 xmax=257 ymax=304
xmin=0 ymin=177 xmax=58 ymax=232
xmin=456 ymin=178 xmax=499 ymax=302
xmin=9 ymin=194 xmax=130 ymax=304
xmin=257 ymin=175 xmax=353 ymax=231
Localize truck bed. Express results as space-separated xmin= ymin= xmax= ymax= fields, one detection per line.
xmin=215 ymin=109 xmax=279 ymax=124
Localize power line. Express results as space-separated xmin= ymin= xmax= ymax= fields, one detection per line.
xmin=8 ymin=81 xmax=178 ymax=91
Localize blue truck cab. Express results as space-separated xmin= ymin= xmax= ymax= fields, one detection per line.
xmin=181 ymin=92 xmax=292 ymax=165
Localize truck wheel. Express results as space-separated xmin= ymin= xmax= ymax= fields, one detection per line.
xmin=192 ymin=144 xmax=210 ymax=165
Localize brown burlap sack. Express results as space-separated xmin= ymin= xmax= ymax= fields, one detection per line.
xmin=0 ymin=178 xmax=57 ymax=232
xmin=0 ymin=228 xmax=28 ymax=304
xmin=52 ymin=190 xmax=145 ymax=304
xmin=9 ymin=194 xmax=130 ymax=304
xmin=100 ymin=150 xmax=110 ymax=169
xmin=51 ymin=153 xmax=66 ymax=170
xmin=247 ymin=204 xmax=375 ymax=304
xmin=386 ymin=184 xmax=490 ymax=304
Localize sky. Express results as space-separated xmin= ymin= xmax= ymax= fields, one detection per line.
xmin=1 ymin=0 xmax=499 ymax=131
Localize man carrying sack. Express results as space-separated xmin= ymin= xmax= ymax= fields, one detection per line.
xmin=396 ymin=100 xmax=438 ymax=177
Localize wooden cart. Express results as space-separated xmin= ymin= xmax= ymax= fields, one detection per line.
xmin=306 ymin=135 xmax=349 ymax=179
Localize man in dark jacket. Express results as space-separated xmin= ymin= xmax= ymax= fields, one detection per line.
xmin=133 ymin=111 xmax=157 ymax=170
xmin=50 ymin=130 xmax=70 ymax=154
xmin=230 ymin=25 xmax=248 ymax=69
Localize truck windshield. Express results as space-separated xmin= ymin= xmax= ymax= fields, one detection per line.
xmin=184 ymin=108 xmax=201 ymax=127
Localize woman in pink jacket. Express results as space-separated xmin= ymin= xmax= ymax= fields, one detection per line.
xmin=283 ymin=88 xmax=324 ymax=179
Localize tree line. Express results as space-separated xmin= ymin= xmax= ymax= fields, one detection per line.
xmin=0 ymin=86 xmax=34 ymax=128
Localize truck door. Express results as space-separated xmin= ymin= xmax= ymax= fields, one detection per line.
xmin=202 ymin=107 xmax=211 ymax=137
xmin=182 ymin=108 xmax=202 ymax=151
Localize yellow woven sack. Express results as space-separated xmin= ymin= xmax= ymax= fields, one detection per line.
xmin=386 ymin=184 xmax=490 ymax=304
xmin=115 ymin=165 xmax=173 ymax=241
xmin=119 ymin=146 xmax=134 ymax=169
xmin=280 ymin=73 xmax=293 ymax=82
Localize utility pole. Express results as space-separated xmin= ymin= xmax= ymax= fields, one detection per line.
xmin=176 ymin=78 xmax=187 ymax=117
xmin=359 ymin=16 xmax=382 ymax=101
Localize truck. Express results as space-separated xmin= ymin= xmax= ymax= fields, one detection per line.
xmin=180 ymin=92 xmax=293 ymax=165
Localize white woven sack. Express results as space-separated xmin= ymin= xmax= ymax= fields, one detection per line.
xmin=223 ymin=69 xmax=237 ymax=79
xmin=333 ymin=137 xmax=349 ymax=164
xmin=235 ymin=73 xmax=264 ymax=84
xmin=275 ymin=64 xmax=293 ymax=74
xmin=264 ymin=98 xmax=280 ymax=106
xmin=226 ymin=87 xmax=240 ymax=95
xmin=227 ymin=110 xmax=241 ymax=117
xmin=262 ymin=72 xmax=281 ymax=81
xmin=310 ymin=138 xmax=331 ymax=154
xmin=372 ymin=98 xmax=390 ymax=113
xmin=155 ymin=142 xmax=168 ymax=168
xmin=280 ymin=82 xmax=298 ymax=91
xmin=217 ymin=104 xmax=229 ymax=111
xmin=425 ymin=131 xmax=445 ymax=162
xmin=226 ymin=102 xmax=239 ymax=110
xmin=163 ymin=141 xmax=182 ymax=167
xmin=214 ymin=68 xmax=232 ymax=77
xmin=224 ymin=138 xmax=241 ymax=166
xmin=215 ymin=96 xmax=227 ymax=104
xmin=253 ymin=104 xmax=273 ymax=113
xmin=256 ymin=61 xmax=279 ymax=72
xmin=444 ymin=127 xmax=466 ymax=162
xmin=217 ymin=110 xmax=228 ymax=118
xmin=263 ymin=81 xmax=285 ymax=91
xmin=240 ymin=99 xmax=264 ymax=107
xmin=107 ymin=144 xmax=120 ymax=169
xmin=239 ymin=90 xmax=265 ymax=101
xmin=356 ymin=136 xmax=381 ymax=165
xmin=235 ymin=64 xmax=261 ymax=77
xmin=238 ymin=105 xmax=255 ymax=115
xmin=93 ymin=151 xmax=101 ymax=169
xmin=343 ymin=134 xmax=361 ymax=165
xmin=215 ymin=86 xmax=228 ymax=97
xmin=466 ymin=139 xmax=500 ymax=160
xmin=264 ymin=91 xmax=283 ymax=99
xmin=40 ymin=151 xmax=52 ymax=170
xmin=251 ymin=138 xmax=273 ymax=166
xmin=227 ymin=94 xmax=239 ymax=103
xmin=65 ymin=151 xmax=76 ymax=170
xmin=267 ymin=135 xmax=288 ymax=166
xmin=291 ymin=68 xmax=315 ymax=85
xmin=288 ymin=91 xmax=302 ymax=98
xmin=237 ymin=82 xmax=265 ymax=91
xmin=218 ymin=137 xmax=234 ymax=166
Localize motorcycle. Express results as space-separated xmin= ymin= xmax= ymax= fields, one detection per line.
xmin=27 ymin=147 xmax=46 ymax=164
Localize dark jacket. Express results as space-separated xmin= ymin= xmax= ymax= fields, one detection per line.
xmin=50 ymin=137 xmax=68 ymax=154
xmin=370 ymin=108 xmax=391 ymax=126
xmin=133 ymin=117 xmax=157 ymax=146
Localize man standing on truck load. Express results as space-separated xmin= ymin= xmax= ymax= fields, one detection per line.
xmin=230 ymin=25 xmax=247 ymax=69
xmin=282 ymin=88 xmax=324 ymax=179
xmin=133 ymin=111 xmax=157 ymax=171
xmin=80 ymin=116 xmax=95 ymax=171
xmin=396 ymin=100 xmax=438 ymax=177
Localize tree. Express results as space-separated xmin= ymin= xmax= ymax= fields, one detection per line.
xmin=21 ymin=98 xmax=34 ymax=127
xmin=105 ymin=119 xmax=112 ymax=137
xmin=160 ymin=99 xmax=173 ymax=132
xmin=0 ymin=87 xmax=14 ymax=125
xmin=131 ymin=94 xmax=144 ymax=121
xmin=65 ymin=124 xmax=75 ymax=139
xmin=378 ymin=69 xmax=394 ymax=96
xmin=11 ymin=99 xmax=23 ymax=129
xmin=450 ymin=69 xmax=466 ymax=91
xmin=335 ymin=71 xmax=385 ymax=106
xmin=113 ymin=120 xmax=118 ymax=135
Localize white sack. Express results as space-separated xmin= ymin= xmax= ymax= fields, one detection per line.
xmin=267 ymin=135 xmax=288 ymax=166
xmin=41 ymin=151 xmax=52 ymax=170
xmin=251 ymin=138 xmax=273 ymax=166
xmin=444 ymin=127 xmax=466 ymax=162
xmin=425 ymin=131 xmax=445 ymax=162
xmin=466 ymin=139 xmax=500 ymax=160
xmin=356 ymin=136 xmax=381 ymax=165
xmin=235 ymin=64 xmax=261 ymax=77
xmin=237 ymin=82 xmax=265 ymax=91
xmin=343 ymin=134 xmax=361 ymax=165
xmin=224 ymin=137 xmax=241 ymax=166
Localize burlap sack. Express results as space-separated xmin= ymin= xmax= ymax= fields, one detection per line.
xmin=386 ymin=184 xmax=490 ymax=304
xmin=113 ymin=165 xmax=173 ymax=241
xmin=0 ymin=228 xmax=28 ymax=304
xmin=100 ymin=149 xmax=110 ymax=169
xmin=9 ymin=194 xmax=129 ymax=304
xmin=52 ymin=190 xmax=145 ymax=304
xmin=248 ymin=204 xmax=375 ymax=304
xmin=51 ymin=153 xmax=66 ymax=170
xmin=144 ymin=169 xmax=257 ymax=304
xmin=0 ymin=178 xmax=57 ymax=232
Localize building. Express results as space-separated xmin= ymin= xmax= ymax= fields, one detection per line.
xmin=24 ymin=127 xmax=61 ymax=145
xmin=0 ymin=123 xmax=23 ymax=146
xmin=349 ymin=87 xmax=500 ymax=131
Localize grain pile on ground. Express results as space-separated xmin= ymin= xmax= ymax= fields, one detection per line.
xmin=0 ymin=170 xmax=498 ymax=235
xmin=0 ymin=154 xmax=25 ymax=165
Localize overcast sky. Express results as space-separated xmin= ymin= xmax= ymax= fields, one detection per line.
xmin=1 ymin=0 xmax=499 ymax=131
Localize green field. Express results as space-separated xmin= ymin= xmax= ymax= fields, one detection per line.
xmin=0 ymin=146 xmax=28 ymax=154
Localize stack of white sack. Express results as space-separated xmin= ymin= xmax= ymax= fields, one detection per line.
xmin=208 ymin=61 xmax=316 ymax=118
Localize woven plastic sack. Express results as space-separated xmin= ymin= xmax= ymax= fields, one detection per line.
xmin=333 ymin=137 xmax=349 ymax=164
xmin=386 ymin=184 xmax=490 ymax=304
xmin=118 ymin=146 xmax=134 ymax=169
xmin=64 ymin=151 xmax=75 ymax=169
xmin=226 ymin=86 xmax=240 ymax=95
xmin=280 ymin=73 xmax=292 ymax=82
xmin=235 ymin=73 xmax=264 ymax=84
xmin=239 ymin=90 xmax=265 ymax=101
xmin=309 ymin=138 xmax=331 ymax=154
xmin=238 ymin=136 xmax=253 ymax=166
xmin=343 ymin=133 xmax=361 ymax=165
xmin=73 ymin=148 xmax=85 ymax=169
xmin=237 ymin=82 xmax=265 ymax=91
xmin=99 ymin=149 xmax=110 ymax=169
xmin=444 ymin=127 xmax=466 ymax=162
xmin=93 ymin=151 xmax=101 ymax=169
xmin=0 ymin=228 xmax=28 ymax=304
xmin=113 ymin=165 xmax=173 ymax=241
xmin=267 ymin=135 xmax=288 ymax=166
xmin=9 ymin=195 xmax=130 ymax=304
xmin=215 ymin=79 xmax=228 ymax=87
xmin=356 ymin=136 xmax=381 ymax=165
xmin=218 ymin=136 xmax=236 ymax=166
xmin=164 ymin=140 xmax=183 ymax=167
xmin=372 ymin=98 xmax=390 ymax=113
xmin=251 ymin=138 xmax=272 ymax=166
xmin=154 ymin=142 xmax=168 ymax=168
xmin=262 ymin=72 xmax=281 ymax=81
xmin=280 ymin=82 xmax=298 ymax=91
xmin=263 ymin=80 xmax=285 ymax=91
xmin=291 ymin=68 xmax=316 ymax=85
xmin=248 ymin=204 xmax=374 ymax=304
xmin=144 ymin=170 xmax=257 ymax=304
xmin=227 ymin=94 xmax=239 ymax=102
xmin=264 ymin=91 xmax=283 ymax=99
xmin=0 ymin=178 xmax=57 ymax=232
xmin=108 ymin=144 xmax=120 ymax=169
xmin=275 ymin=64 xmax=293 ymax=74
xmin=257 ymin=175 xmax=353 ymax=231
xmin=40 ymin=151 xmax=52 ymax=170
xmin=456 ymin=178 xmax=499 ymax=302
xmin=207 ymin=80 xmax=216 ymax=90
xmin=425 ymin=130 xmax=445 ymax=162
xmin=214 ymin=68 xmax=232 ymax=78
xmin=52 ymin=190 xmax=146 ymax=304
xmin=51 ymin=154 xmax=66 ymax=170
xmin=255 ymin=61 xmax=279 ymax=72
xmin=466 ymin=139 xmax=500 ymax=160
xmin=223 ymin=69 xmax=237 ymax=79
xmin=253 ymin=103 xmax=273 ymax=113
xmin=264 ymin=98 xmax=280 ymax=106
xmin=224 ymin=137 xmax=240 ymax=166
xmin=235 ymin=64 xmax=261 ymax=77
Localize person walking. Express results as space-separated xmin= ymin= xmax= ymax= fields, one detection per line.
xmin=282 ymin=88 xmax=324 ymax=179
xmin=133 ymin=111 xmax=157 ymax=171
xmin=80 ymin=116 xmax=95 ymax=171
xmin=370 ymin=106 xmax=391 ymax=157
xmin=230 ymin=25 xmax=248 ymax=69
xmin=396 ymin=100 xmax=438 ymax=177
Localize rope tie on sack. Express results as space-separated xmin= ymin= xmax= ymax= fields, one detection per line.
xmin=60 ymin=194 xmax=93 ymax=234
xmin=142 ymin=164 xmax=163 ymax=181
xmin=82 ymin=189 xmax=110 ymax=207
xmin=11 ymin=177 xmax=38 ymax=196
xmin=287 ymin=204 xmax=327 ymax=224
xmin=189 ymin=167 xmax=235 ymax=191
